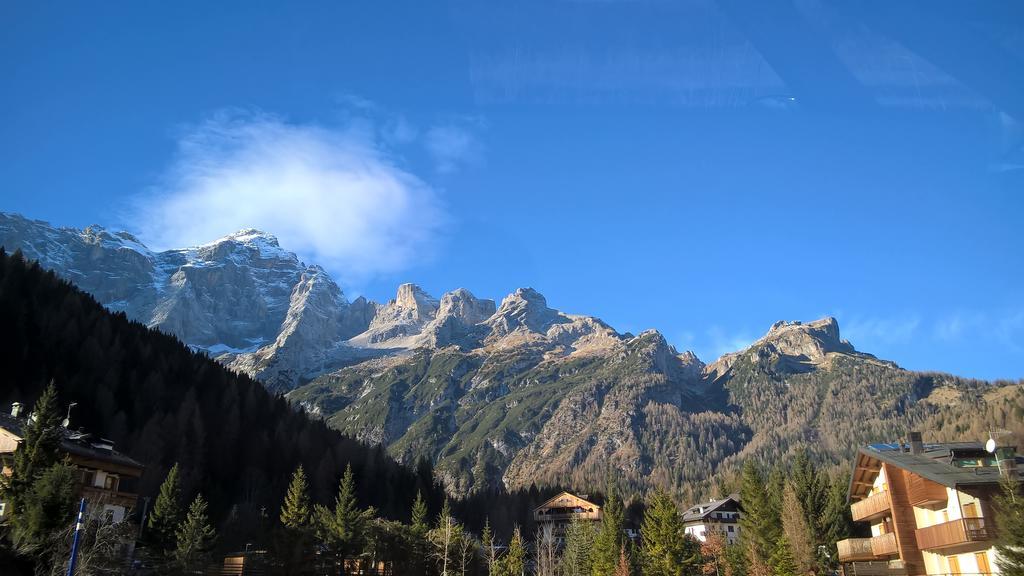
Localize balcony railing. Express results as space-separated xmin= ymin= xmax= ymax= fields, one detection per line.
xmin=838 ymin=534 xmax=899 ymax=563
xmin=871 ymin=533 xmax=898 ymax=556
xmin=915 ymin=517 xmax=990 ymax=552
xmin=851 ymin=490 xmax=892 ymax=522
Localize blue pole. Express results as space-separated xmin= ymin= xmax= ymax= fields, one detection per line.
xmin=66 ymin=497 xmax=86 ymax=576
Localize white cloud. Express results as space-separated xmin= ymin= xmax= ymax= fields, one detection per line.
xmin=424 ymin=121 xmax=484 ymax=173
xmin=129 ymin=110 xmax=446 ymax=281
xmin=705 ymin=325 xmax=757 ymax=359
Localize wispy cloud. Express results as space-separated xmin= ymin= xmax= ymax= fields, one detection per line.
xmin=424 ymin=118 xmax=485 ymax=173
xmin=129 ymin=109 xmax=446 ymax=281
xmin=705 ymin=325 xmax=758 ymax=359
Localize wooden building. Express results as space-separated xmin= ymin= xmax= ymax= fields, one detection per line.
xmin=534 ymin=491 xmax=602 ymax=544
xmin=838 ymin=432 xmax=1021 ymax=576
xmin=0 ymin=403 xmax=145 ymax=524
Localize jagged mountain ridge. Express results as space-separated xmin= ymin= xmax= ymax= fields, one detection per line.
xmin=3 ymin=212 xmax=1020 ymax=498
xmin=0 ymin=213 xmax=677 ymax=391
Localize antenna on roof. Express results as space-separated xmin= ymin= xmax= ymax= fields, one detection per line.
xmin=63 ymin=402 xmax=77 ymax=428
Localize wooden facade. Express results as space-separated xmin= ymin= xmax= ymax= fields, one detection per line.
xmin=838 ymin=440 xmax=1014 ymax=576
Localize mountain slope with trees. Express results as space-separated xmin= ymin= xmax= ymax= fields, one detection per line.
xmin=0 ymin=248 xmax=444 ymax=527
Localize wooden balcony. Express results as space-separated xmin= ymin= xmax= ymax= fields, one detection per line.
xmin=915 ymin=517 xmax=990 ymax=553
xmin=907 ymin=474 xmax=947 ymax=508
xmin=871 ymin=533 xmax=898 ymax=557
xmin=851 ymin=490 xmax=892 ymax=522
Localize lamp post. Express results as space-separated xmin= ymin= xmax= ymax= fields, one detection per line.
xmin=66 ymin=498 xmax=87 ymax=576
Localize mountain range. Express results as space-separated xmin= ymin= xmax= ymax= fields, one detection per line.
xmin=2 ymin=211 xmax=1021 ymax=497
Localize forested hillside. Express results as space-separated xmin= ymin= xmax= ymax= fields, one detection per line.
xmin=0 ymin=249 xmax=445 ymax=527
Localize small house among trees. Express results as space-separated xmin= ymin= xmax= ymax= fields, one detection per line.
xmin=534 ymin=491 xmax=602 ymax=544
xmin=0 ymin=401 xmax=144 ymax=524
xmin=681 ymin=494 xmax=742 ymax=545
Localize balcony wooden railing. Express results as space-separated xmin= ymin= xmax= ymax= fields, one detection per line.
xmin=907 ymin=474 xmax=948 ymax=508
xmin=851 ymin=490 xmax=892 ymax=522
xmin=915 ymin=517 xmax=990 ymax=552
xmin=838 ymin=534 xmax=899 ymax=563
xmin=870 ymin=533 xmax=898 ymax=557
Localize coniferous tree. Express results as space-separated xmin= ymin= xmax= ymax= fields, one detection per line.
xmin=592 ymin=481 xmax=624 ymax=576
xmin=994 ymin=476 xmax=1024 ymax=576
xmin=12 ymin=462 xmax=76 ymax=555
xmin=281 ymin=465 xmax=312 ymax=529
xmin=1 ymin=383 xmax=64 ymax=521
xmin=481 ymin=518 xmax=497 ymax=576
xmin=317 ymin=464 xmax=375 ymax=575
xmin=279 ymin=465 xmax=314 ymax=574
xmin=563 ymin=514 xmax=597 ymax=576
xmin=501 ymin=526 xmax=525 ymax=576
xmin=819 ymin=472 xmax=852 ymax=572
xmin=175 ymin=494 xmax=216 ymax=571
xmin=640 ymin=488 xmax=693 ymax=576
xmin=614 ymin=547 xmax=631 ymax=576
xmin=412 ymin=491 xmax=431 ymax=576
xmin=146 ymin=463 xmax=184 ymax=551
xmin=738 ymin=462 xmax=775 ymax=571
xmin=780 ymin=484 xmax=815 ymax=576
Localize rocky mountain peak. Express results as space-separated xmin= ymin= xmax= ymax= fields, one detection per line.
xmin=436 ymin=288 xmax=496 ymax=325
xmin=392 ymin=283 xmax=440 ymax=319
xmin=760 ymin=316 xmax=853 ymax=358
xmin=486 ymin=287 xmax=566 ymax=338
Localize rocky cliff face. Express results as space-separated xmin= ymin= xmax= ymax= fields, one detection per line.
xmin=4 ymin=212 xmax=1012 ymax=498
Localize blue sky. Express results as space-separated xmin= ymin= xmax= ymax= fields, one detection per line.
xmin=2 ymin=1 xmax=1023 ymax=379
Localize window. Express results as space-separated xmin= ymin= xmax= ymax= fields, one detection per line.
xmin=976 ymin=552 xmax=990 ymax=574
xmin=104 ymin=475 xmax=119 ymax=492
xmin=962 ymin=502 xmax=979 ymax=518
xmin=728 ymin=526 xmax=734 ymax=532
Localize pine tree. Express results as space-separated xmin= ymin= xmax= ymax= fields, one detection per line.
xmin=738 ymin=462 xmax=775 ymax=569
xmin=12 ymin=463 xmax=76 ymax=554
xmin=481 ymin=518 xmax=497 ymax=576
xmin=1 ymin=382 xmax=65 ymax=520
xmin=769 ymin=536 xmax=798 ymax=576
xmin=994 ymin=476 xmax=1024 ymax=576
xmin=411 ymin=491 xmax=431 ymax=576
xmin=147 ymin=463 xmax=184 ymax=551
xmin=563 ymin=514 xmax=597 ymax=576
xmin=502 ymin=526 xmax=525 ymax=576
xmin=614 ymin=546 xmax=631 ymax=576
xmin=175 ymin=494 xmax=217 ymax=570
xmin=280 ymin=465 xmax=312 ymax=529
xmin=780 ymin=484 xmax=815 ymax=575
xmin=820 ymin=471 xmax=853 ymax=572
xmin=279 ymin=465 xmax=314 ymax=574
xmin=593 ymin=481 xmax=624 ymax=576
xmin=640 ymin=488 xmax=692 ymax=576
xmin=317 ymin=464 xmax=375 ymax=575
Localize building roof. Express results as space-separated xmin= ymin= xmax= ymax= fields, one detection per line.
xmin=681 ymin=494 xmax=741 ymax=522
xmin=534 ymin=491 xmax=601 ymax=512
xmin=849 ymin=441 xmax=1023 ymax=501
xmin=0 ymin=412 xmax=144 ymax=471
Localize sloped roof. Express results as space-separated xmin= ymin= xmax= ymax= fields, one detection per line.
xmin=682 ymin=494 xmax=741 ymax=522
xmin=0 ymin=412 xmax=143 ymax=471
xmin=849 ymin=441 xmax=1023 ymax=501
xmin=534 ymin=491 xmax=600 ymax=512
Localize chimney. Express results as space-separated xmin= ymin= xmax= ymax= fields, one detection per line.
xmin=10 ymin=402 xmax=23 ymax=418
xmin=908 ymin=431 xmax=924 ymax=455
